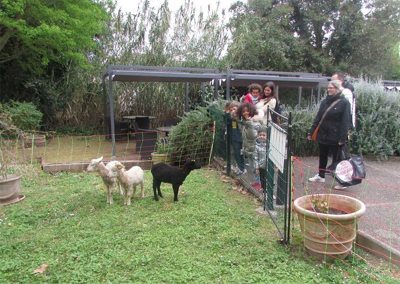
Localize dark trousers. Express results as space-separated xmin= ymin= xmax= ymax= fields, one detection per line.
xmin=231 ymin=140 xmax=244 ymax=171
xmin=259 ymin=167 xmax=266 ymax=191
xmin=318 ymin=143 xmax=340 ymax=178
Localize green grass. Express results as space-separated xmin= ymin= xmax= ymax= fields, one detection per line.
xmin=0 ymin=168 xmax=397 ymax=283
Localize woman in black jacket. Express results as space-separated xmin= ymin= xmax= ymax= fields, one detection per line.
xmin=307 ymin=80 xmax=352 ymax=184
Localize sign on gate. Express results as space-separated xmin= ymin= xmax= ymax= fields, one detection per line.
xmin=268 ymin=122 xmax=287 ymax=172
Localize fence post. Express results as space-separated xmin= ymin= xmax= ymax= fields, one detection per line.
xmin=225 ymin=112 xmax=232 ymax=176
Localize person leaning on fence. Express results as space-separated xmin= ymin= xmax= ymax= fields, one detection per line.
xmin=253 ymin=128 xmax=268 ymax=191
xmin=229 ymin=101 xmax=246 ymax=175
xmin=307 ymin=80 xmax=352 ymax=189
xmin=256 ymin=81 xmax=277 ymax=125
xmin=236 ymin=102 xmax=261 ymax=176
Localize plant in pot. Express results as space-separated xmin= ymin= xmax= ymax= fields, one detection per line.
xmin=0 ymin=106 xmax=24 ymax=205
xmin=294 ymin=193 xmax=366 ymax=261
xmin=3 ymin=101 xmax=44 ymax=148
xmin=151 ymin=137 xmax=172 ymax=164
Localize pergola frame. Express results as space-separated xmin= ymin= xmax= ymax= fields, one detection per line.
xmin=103 ymin=65 xmax=329 ymax=156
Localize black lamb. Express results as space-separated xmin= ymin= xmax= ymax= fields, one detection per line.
xmin=151 ymin=160 xmax=201 ymax=202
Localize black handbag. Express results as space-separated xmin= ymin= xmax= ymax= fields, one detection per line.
xmin=334 ymin=154 xmax=366 ymax=186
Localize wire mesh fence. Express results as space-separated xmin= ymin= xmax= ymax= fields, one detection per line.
xmin=1 ymin=107 xmax=399 ymax=272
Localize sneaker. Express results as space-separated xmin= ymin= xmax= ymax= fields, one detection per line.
xmin=236 ymin=169 xmax=247 ymax=176
xmin=308 ymin=174 xmax=325 ymax=183
xmin=334 ymin=185 xmax=347 ymax=190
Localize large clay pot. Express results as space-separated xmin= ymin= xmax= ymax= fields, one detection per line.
xmin=151 ymin=152 xmax=171 ymax=165
xmin=0 ymin=174 xmax=24 ymax=205
xmin=294 ymin=194 xmax=366 ymax=261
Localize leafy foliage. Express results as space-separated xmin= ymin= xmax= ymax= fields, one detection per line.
xmin=3 ymin=101 xmax=43 ymax=131
xmin=226 ymin=0 xmax=400 ymax=78
xmin=0 ymin=0 xmax=107 ymax=70
xmin=168 ymin=104 xmax=215 ymax=165
xmin=352 ymin=80 xmax=400 ymax=157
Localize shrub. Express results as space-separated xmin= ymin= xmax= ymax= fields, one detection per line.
xmin=352 ymin=80 xmax=400 ymax=158
xmin=4 ymin=101 xmax=43 ymax=131
xmin=287 ymin=104 xmax=319 ymax=156
xmin=168 ymin=102 xmax=218 ymax=166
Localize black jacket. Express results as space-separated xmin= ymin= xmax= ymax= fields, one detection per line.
xmin=309 ymin=94 xmax=351 ymax=145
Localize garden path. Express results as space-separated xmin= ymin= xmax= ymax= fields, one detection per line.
xmin=293 ymin=156 xmax=400 ymax=266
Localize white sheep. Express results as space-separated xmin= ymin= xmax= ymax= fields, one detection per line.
xmin=112 ymin=161 xmax=145 ymax=206
xmin=86 ymin=156 xmax=122 ymax=205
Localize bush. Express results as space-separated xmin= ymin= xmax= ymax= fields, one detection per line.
xmin=352 ymin=80 xmax=400 ymax=158
xmin=287 ymin=104 xmax=319 ymax=156
xmin=168 ymin=102 xmax=218 ymax=166
xmin=4 ymin=101 xmax=43 ymax=131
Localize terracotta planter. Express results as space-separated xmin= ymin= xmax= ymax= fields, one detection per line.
xmin=0 ymin=174 xmax=24 ymax=205
xmin=24 ymin=134 xmax=46 ymax=148
xmin=294 ymin=194 xmax=366 ymax=260
xmin=151 ymin=153 xmax=171 ymax=165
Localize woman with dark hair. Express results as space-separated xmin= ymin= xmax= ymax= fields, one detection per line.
xmin=256 ymin=81 xmax=277 ymax=124
xmin=307 ymin=80 xmax=352 ymax=189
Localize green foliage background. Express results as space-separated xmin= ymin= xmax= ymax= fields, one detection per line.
xmin=0 ymin=0 xmax=399 ymax=158
xmin=3 ymin=101 xmax=42 ymax=131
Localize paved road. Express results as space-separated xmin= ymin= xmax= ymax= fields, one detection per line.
xmin=293 ymin=156 xmax=400 ymax=259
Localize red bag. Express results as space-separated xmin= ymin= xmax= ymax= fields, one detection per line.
xmin=310 ymin=99 xmax=341 ymax=142
xmin=311 ymin=126 xmax=319 ymax=141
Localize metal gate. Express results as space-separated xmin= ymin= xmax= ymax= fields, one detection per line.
xmin=219 ymin=108 xmax=292 ymax=244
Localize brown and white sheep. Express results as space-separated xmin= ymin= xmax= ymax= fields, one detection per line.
xmin=87 ymin=156 xmax=122 ymax=205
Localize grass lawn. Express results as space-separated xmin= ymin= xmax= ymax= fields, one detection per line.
xmin=0 ymin=166 xmax=397 ymax=283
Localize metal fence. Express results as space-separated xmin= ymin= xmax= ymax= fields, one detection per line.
xmin=213 ymin=108 xmax=293 ymax=244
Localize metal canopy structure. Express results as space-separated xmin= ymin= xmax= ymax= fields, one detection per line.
xmin=103 ymin=65 xmax=225 ymax=156
xmin=103 ymin=65 xmax=329 ymax=155
xmin=104 ymin=65 xmax=225 ymax=83
xmin=224 ymin=69 xmax=329 ymax=100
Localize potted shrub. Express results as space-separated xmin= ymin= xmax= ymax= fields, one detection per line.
xmin=0 ymin=107 xmax=24 ymax=205
xmin=151 ymin=137 xmax=172 ymax=164
xmin=294 ymin=194 xmax=366 ymax=261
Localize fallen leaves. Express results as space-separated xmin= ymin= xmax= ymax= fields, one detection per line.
xmin=33 ymin=263 xmax=48 ymax=274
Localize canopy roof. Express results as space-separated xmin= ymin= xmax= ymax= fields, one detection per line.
xmin=226 ymin=69 xmax=329 ymax=88
xmin=104 ymin=65 xmax=225 ymax=83
xmin=103 ymin=65 xmax=330 ymax=88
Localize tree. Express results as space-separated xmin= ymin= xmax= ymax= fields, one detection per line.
xmin=226 ymin=0 xmax=331 ymax=72
xmin=0 ymin=0 xmax=108 ymax=72
xmin=348 ymin=0 xmax=400 ymax=78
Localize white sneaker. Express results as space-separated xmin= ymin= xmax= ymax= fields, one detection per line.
xmin=236 ymin=169 xmax=247 ymax=176
xmin=334 ymin=185 xmax=347 ymax=190
xmin=308 ymin=174 xmax=325 ymax=183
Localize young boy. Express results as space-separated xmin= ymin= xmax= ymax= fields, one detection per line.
xmin=254 ymin=129 xmax=268 ymax=191
xmin=229 ymin=101 xmax=246 ymax=175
